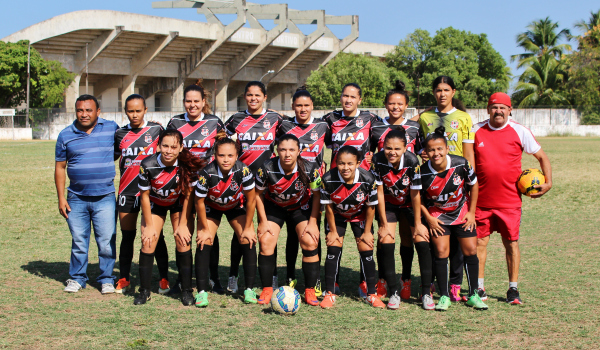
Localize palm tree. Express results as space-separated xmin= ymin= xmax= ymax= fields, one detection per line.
xmin=575 ymin=9 xmax=600 ymax=33
xmin=511 ymin=17 xmax=571 ymax=67
xmin=511 ymin=53 xmax=570 ymax=107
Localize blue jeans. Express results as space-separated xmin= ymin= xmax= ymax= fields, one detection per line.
xmin=66 ymin=192 xmax=117 ymax=287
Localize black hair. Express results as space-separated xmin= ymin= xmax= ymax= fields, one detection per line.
xmin=336 ymin=145 xmax=361 ymax=163
xmin=212 ymin=130 xmax=241 ymax=157
xmin=384 ymin=80 xmax=410 ymax=105
xmin=384 ymin=128 xmax=407 ymax=146
xmin=342 ymin=83 xmax=362 ymax=97
xmin=157 ymin=129 xmax=206 ymax=194
xmin=75 ymin=94 xmax=99 ymax=110
xmin=292 ymin=86 xmax=313 ymax=103
xmin=277 ymin=134 xmax=310 ymax=191
xmin=183 ymin=79 xmax=212 ymax=114
xmin=424 ymin=126 xmax=448 ymax=148
xmin=431 ymin=76 xmax=466 ymax=112
xmin=245 ymin=81 xmax=267 ymax=95
xmin=124 ymin=94 xmax=146 ymax=109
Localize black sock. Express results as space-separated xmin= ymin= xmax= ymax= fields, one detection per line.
xmin=415 ymin=242 xmax=433 ymax=296
xmin=229 ymin=235 xmax=243 ymax=277
xmin=376 ymin=244 xmax=384 ymax=279
xmin=325 ymin=246 xmax=342 ymax=293
xmin=258 ymin=253 xmax=276 ymax=288
xmin=430 ymin=242 xmax=437 ymax=285
xmin=317 ymin=235 xmax=322 ymax=263
xmin=176 ymin=250 xmax=193 ymax=292
xmin=435 ymin=256 xmax=449 ymax=297
xmin=241 ymin=244 xmax=257 ymax=289
xmin=400 ymin=245 xmax=414 ymax=281
xmin=154 ymin=232 xmax=169 ymax=280
xmin=449 ymin=235 xmax=464 ymax=285
xmin=302 ymin=261 xmax=320 ymax=289
xmin=335 ymin=247 xmax=342 ymax=284
xmin=380 ymin=243 xmax=398 ymax=294
xmin=286 ymin=229 xmax=299 ymax=280
xmin=195 ymin=245 xmax=212 ymax=292
xmin=209 ymin=234 xmax=220 ymax=282
xmin=119 ymin=230 xmax=136 ymax=280
xmin=463 ymin=254 xmax=479 ymax=296
xmin=273 ymin=245 xmax=278 ymax=277
xmin=359 ymin=250 xmax=377 ymax=295
xmin=359 ymin=259 xmax=365 ymax=284
xmin=138 ymin=251 xmax=155 ymax=291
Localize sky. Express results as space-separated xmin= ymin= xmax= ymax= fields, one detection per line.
xmin=1 ymin=0 xmax=598 ymax=87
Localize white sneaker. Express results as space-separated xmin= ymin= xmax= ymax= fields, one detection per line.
xmin=387 ymin=291 xmax=401 ymax=310
xmin=101 ymin=283 xmax=115 ymax=294
xmin=64 ymin=279 xmax=82 ymax=293
xmin=227 ymin=276 xmax=239 ymax=293
xmin=422 ymin=294 xmax=435 ymax=310
xmin=272 ymin=276 xmax=279 ymax=290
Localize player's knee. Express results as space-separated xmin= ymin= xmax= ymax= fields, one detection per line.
xmin=299 ymin=237 xmax=318 ymax=251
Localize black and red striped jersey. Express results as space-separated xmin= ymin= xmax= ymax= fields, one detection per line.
xmin=195 ymin=160 xmax=255 ymax=211
xmin=420 ymin=154 xmax=477 ymax=225
xmin=370 ymin=151 xmax=421 ymax=209
xmin=322 ymin=110 xmax=382 ymax=170
xmin=224 ymin=109 xmax=283 ymax=174
xmin=370 ymin=117 xmax=423 ymax=154
xmin=114 ymin=121 xmax=163 ymax=196
xmin=138 ymin=153 xmax=187 ymax=207
xmin=320 ymin=167 xmax=378 ymax=222
xmin=166 ymin=113 xmax=224 ymax=161
xmin=255 ymin=157 xmax=322 ymax=211
xmin=277 ymin=116 xmax=330 ymax=175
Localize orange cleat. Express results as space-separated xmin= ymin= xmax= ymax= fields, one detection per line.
xmin=115 ymin=278 xmax=130 ymax=294
xmin=366 ymin=294 xmax=386 ymax=309
xmin=320 ymin=291 xmax=337 ymax=309
xmin=400 ymin=279 xmax=412 ymax=300
xmin=376 ymin=279 xmax=388 ymax=298
xmin=304 ymin=288 xmax=319 ymax=306
xmin=158 ymin=278 xmax=170 ymax=295
xmin=258 ymin=287 xmax=273 ymax=305
xmin=358 ymin=281 xmax=368 ymax=299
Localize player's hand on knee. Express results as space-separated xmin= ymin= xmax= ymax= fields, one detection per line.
xmin=326 ymin=231 xmax=341 ymax=246
xmin=142 ymin=227 xmax=157 ymax=247
xmin=174 ymin=226 xmax=191 ymax=246
xmin=302 ymin=222 xmax=320 ymax=244
xmin=240 ymin=228 xmax=257 ymax=249
xmin=358 ymin=232 xmax=374 ymax=249
xmin=426 ymin=217 xmax=444 ymax=237
xmin=413 ymin=223 xmax=430 ymax=242
xmin=257 ymin=222 xmax=273 ymax=239
xmin=197 ymin=229 xmax=212 ymax=250
xmin=461 ymin=212 xmax=476 ymax=232
xmin=377 ymin=224 xmax=393 ymax=242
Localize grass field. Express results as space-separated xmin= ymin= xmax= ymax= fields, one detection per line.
xmin=0 ymin=138 xmax=599 ymax=349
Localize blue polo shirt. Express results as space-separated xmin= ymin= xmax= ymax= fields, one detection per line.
xmin=55 ymin=117 xmax=119 ymax=196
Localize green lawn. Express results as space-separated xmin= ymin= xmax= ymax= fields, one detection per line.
xmin=0 ymin=138 xmax=598 ymax=349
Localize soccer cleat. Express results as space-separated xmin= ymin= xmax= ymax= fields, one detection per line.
xmin=244 ymin=289 xmax=258 ymax=304
xmin=158 ymin=278 xmax=170 ymax=295
xmin=477 ymin=288 xmax=488 ymax=301
xmin=195 ymin=291 xmax=209 ymax=308
xmin=115 ymin=278 xmax=131 ymax=294
xmin=272 ymin=276 xmax=279 ymax=290
xmin=506 ymin=287 xmax=523 ymax=305
xmin=314 ymin=279 xmax=323 ymax=297
xmin=134 ymin=288 xmax=151 ymax=305
xmin=450 ymin=284 xmax=464 ymax=302
xmin=435 ymin=295 xmax=451 ymax=311
xmin=101 ymin=283 xmax=115 ymax=294
xmin=387 ymin=291 xmax=401 ymax=310
xmin=358 ymin=281 xmax=368 ymax=299
xmin=181 ymin=289 xmax=194 ymax=306
xmin=400 ymin=279 xmax=412 ymax=300
xmin=466 ymin=293 xmax=489 ymax=310
xmin=334 ymin=283 xmax=341 ymax=295
xmin=227 ymin=276 xmax=239 ymax=294
xmin=366 ymin=294 xmax=386 ymax=309
xmin=320 ymin=292 xmax=336 ymax=309
xmin=375 ymin=279 xmax=388 ymax=298
xmin=258 ymin=287 xmax=273 ymax=305
xmin=422 ymin=294 xmax=435 ymax=310
xmin=168 ymin=280 xmax=181 ymax=295
xmin=64 ymin=279 xmax=82 ymax=293
xmin=210 ymin=279 xmax=225 ymax=295
xmin=287 ymin=278 xmax=297 ymax=289
xmin=304 ymin=288 xmax=319 ymax=306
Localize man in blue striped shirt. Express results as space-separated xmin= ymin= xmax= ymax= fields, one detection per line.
xmin=55 ymin=95 xmax=119 ymax=294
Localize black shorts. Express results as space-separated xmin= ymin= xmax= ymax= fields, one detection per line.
xmin=381 ymin=207 xmax=426 ymax=227
xmin=439 ymin=224 xmax=477 ymax=238
xmin=117 ymin=194 xmax=140 ymax=213
xmin=325 ymin=218 xmax=372 ymax=239
xmin=265 ymin=200 xmax=312 ymax=229
xmin=206 ymin=204 xmax=246 ymax=223
xmin=150 ymin=201 xmax=183 ymax=217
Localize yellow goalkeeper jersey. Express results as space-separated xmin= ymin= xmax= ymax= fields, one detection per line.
xmin=418 ymin=108 xmax=474 ymax=156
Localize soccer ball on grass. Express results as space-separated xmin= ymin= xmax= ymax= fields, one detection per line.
xmin=271 ymin=286 xmax=300 ymax=315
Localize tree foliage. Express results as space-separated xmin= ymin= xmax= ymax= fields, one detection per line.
xmin=511 ymin=17 xmax=571 ymax=67
xmin=0 ymin=40 xmax=74 ymax=109
xmin=574 ymin=9 xmax=600 ymax=34
xmin=512 ymin=53 xmax=570 ymax=107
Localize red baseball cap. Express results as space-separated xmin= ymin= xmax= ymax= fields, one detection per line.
xmin=488 ymin=92 xmax=511 ymax=107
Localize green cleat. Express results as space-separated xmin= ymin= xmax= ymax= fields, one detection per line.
xmin=435 ymin=295 xmax=451 ymax=311
xmin=244 ymin=289 xmax=258 ymax=304
xmin=195 ymin=291 xmax=208 ymax=308
xmin=314 ymin=279 xmax=323 ymax=297
xmin=466 ymin=293 xmax=489 ymax=310
xmin=288 ymin=278 xmax=298 ymax=289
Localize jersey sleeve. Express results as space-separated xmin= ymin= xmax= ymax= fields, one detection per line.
xmin=138 ymin=164 xmax=150 ymax=191
xmin=224 ymin=115 xmax=236 ymax=136
xmin=462 ymin=114 xmax=475 ymax=144
xmin=320 ymin=179 xmax=332 ymax=204
xmin=55 ymin=133 xmax=67 ymax=162
xmin=512 ymin=123 xmax=542 ymax=154
xmin=414 ymin=128 xmax=425 ymax=155
xmin=217 ymin=119 xmax=225 ymax=133
xmin=367 ymin=180 xmax=379 ymax=206
xmin=113 ymin=132 xmax=121 ymax=159
xmin=166 ymin=119 xmax=176 ymax=130
xmin=465 ymin=160 xmax=477 ymax=186
xmin=411 ymin=165 xmax=422 ymax=190
xmin=308 ymin=166 xmax=322 ymax=192
xmin=370 ymin=162 xmax=382 ymax=186
xmin=241 ymin=166 xmax=255 ymax=191
xmin=195 ymin=171 xmax=209 ymax=198
xmin=255 ymin=164 xmax=268 ymax=191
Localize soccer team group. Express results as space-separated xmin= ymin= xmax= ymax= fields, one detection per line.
xmin=55 ymin=75 xmax=553 ymax=312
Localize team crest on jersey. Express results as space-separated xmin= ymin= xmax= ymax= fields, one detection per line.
xmin=333 ymin=144 xmax=340 ymax=151
xmin=295 ymin=181 xmax=304 ymax=191
xmin=125 ymin=159 xmax=132 ymax=167
xmin=230 ymin=181 xmax=239 ymax=192
xmin=201 ymin=127 xmax=209 ymax=137
xmin=242 ymin=143 xmax=249 ymax=152
xmin=301 ymin=203 xmax=309 ymax=210
xmin=144 ymin=134 xmax=152 ymax=143
xmin=451 ymin=121 xmax=459 ymax=129
xmin=356 ymin=119 xmax=364 ymax=128
xmin=257 ymin=168 xmax=264 ymax=178
xmin=356 ymin=190 xmax=365 ymax=202
xmin=198 ymin=176 xmax=206 ymax=185
xmin=402 ymin=176 xmax=410 ymax=186
xmin=139 ymin=167 xmax=145 ymax=174
xmin=263 ymin=120 xmax=271 ymax=129
xmin=427 ymin=122 xmax=433 ymax=127
xmin=453 ymin=174 xmax=461 ymax=186
xmin=242 ymin=167 xmax=250 ymax=177
xmin=311 ymin=131 xmax=319 ymax=141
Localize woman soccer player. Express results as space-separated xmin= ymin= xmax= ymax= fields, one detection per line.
xmin=114 ymin=94 xmax=169 ymax=294
xmin=133 ymin=129 xmax=204 ymax=305
xmin=254 ymin=134 xmax=322 ymax=306
xmin=192 ymin=132 xmax=258 ymax=307
xmin=320 ymin=146 xmax=385 ymax=309
xmin=417 ymin=75 xmax=475 ymax=302
xmin=224 ymin=81 xmax=283 ymax=293
xmin=370 ymin=129 xmax=434 ymax=310
xmin=167 ymin=81 xmax=225 ymax=294
xmin=419 ymin=126 xmax=487 ymax=311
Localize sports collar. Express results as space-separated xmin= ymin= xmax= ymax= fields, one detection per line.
xmin=294 ymin=116 xmax=314 ymax=125
xmin=342 ymin=109 xmax=360 ymax=118
xmin=487 ymin=117 xmax=510 ymax=131
xmin=427 ymin=154 xmax=451 ymax=174
xmin=157 ymin=154 xmax=178 ymax=168
xmin=246 ymin=108 xmax=267 ymax=115
xmin=434 ymin=107 xmax=457 ymax=115
xmin=185 ymin=112 xmax=204 ymax=122
xmin=388 ymin=153 xmax=405 ymax=170
xmin=126 ymin=120 xmax=148 ymax=129
xmin=217 ymin=166 xmax=231 ymax=178
xmin=278 ymin=159 xmax=298 ymax=174
xmin=384 ymin=116 xmax=406 ymax=126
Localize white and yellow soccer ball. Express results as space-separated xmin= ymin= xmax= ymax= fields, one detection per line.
xmin=271 ymin=286 xmax=300 ymax=315
xmin=518 ymin=168 xmax=546 ymax=197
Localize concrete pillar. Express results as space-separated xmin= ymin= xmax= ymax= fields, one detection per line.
xmin=214 ymin=80 xmax=228 ymax=113
xmin=65 ymin=75 xmax=81 ymax=112
xmin=283 ymin=92 xmax=292 ymax=111
xmin=121 ymin=75 xmax=137 ymax=109
xmin=171 ymin=82 xmax=184 ymax=113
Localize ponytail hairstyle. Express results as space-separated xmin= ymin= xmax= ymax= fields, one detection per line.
xmin=245 ymin=81 xmax=267 ymax=96
xmin=277 ymin=134 xmax=310 ymax=191
xmin=292 ymin=86 xmax=313 ymax=104
xmin=424 ymin=126 xmax=448 ymax=148
xmin=431 ymin=76 xmax=466 ymax=112
xmin=157 ymin=129 xmax=206 ymax=194
xmin=336 ymin=145 xmax=361 ymax=164
xmin=384 ymin=80 xmax=410 ymax=105
xmin=183 ymin=79 xmax=212 ymax=114
xmin=212 ymin=130 xmax=241 ymax=158
xmin=384 ymin=128 xmax=407 ymax=146
xmin=342 ymin=82 xmax=362 ymax=97
xmin=124 ymin=94 xmax=146 ymax=109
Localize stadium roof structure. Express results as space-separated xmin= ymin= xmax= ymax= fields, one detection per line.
xmin=2 ymin=0 xmax=393 ymax=112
